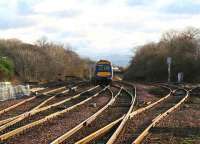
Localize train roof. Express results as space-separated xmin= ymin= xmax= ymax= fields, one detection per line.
xmin=96 ymin=60 xmax=111 ymax=65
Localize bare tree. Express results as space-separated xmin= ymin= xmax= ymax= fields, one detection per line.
xmin=0 ymin=38 xmax=92 ymax=82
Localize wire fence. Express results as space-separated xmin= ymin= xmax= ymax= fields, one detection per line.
xmin=0 ymin=82 xmax=30 ymax=101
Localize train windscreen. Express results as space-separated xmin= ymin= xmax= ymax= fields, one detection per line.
xmin=96 ymin=64 xmax=111 ymax=72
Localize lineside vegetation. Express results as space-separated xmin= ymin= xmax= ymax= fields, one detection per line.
xmin=0 ymin=38 xmax=93 ymax=82
xmin=125 ymin=27 xmax=200 ymax=82
xmin=0 ymin=56 xmax=14 ymax=80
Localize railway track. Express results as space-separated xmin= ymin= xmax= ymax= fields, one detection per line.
xmin=113 ymin=88 xmax=188 ymax=144
xmin=0 ymin=81 xmax=90 ymax=120
xmin=0 ymin=82 xmax=91 ymax=126
xmin=0 ymin=85 xmax=99 ymax=131
xmin=49 ymin=86 xmax=119 ymax=144
xmin=0 ymin=87 xmax=68 ymax=123
xmin=0 ymin=84 xmax=85 ymax=126
xmin=143 ymin=87 xmax=200 ymax=144
xmin=67 ymin=81 xmax=135 ymax=144
xmin=37 ymin=83 xmax=93 ymax=107
xmin=0 ymin=96 xmax=33 ymax=112
xmin=0 ymin=84 xmax=61 ymax=113
xmin=74 ymin=83 xmax=172 ymax=144
xmin=135 ymin=83 xmax=170 ymax=109
xmin=0 ymin=86 xmax=101 ymax=131
xmin=0 ymin=85 xmax=110 ymax=143
xmin=0 ymin=81 xmax=193 ymax=144
xmin=49 ymin=84 xmax=134 ymax=144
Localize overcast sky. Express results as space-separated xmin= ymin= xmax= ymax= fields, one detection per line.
xmin=0 ymin=0 xmax=200 ymax=66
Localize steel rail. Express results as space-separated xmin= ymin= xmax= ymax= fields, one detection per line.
xmin=0 ymin=85 xmax=98 ymax=133
xmin=132 ymin=89 xmax=189 ymax=144
xmin=159 ymin=83 xmax=181 ymax=90
xmin=0 ymin=96 xmax=54 ymax=126
xmin=130 ymin=87 xmax=171 ymax=118
xmin=0 ymin=97 xmax=36 ymax=116
xmin=75 ymin=116 xmax=124 ymax=144
xmin=30 ymin=87 xmax=45 ymax=93
xmin=189 ymin=86 xmax=200 ymax=92
xmin=0 ymin=86 xmax=78 ymax=126
xmin=50 ymin=86 xmax=122 ymax=144
xmin=188 ymin=86 xmax=200 ymax=97
xmin=0 ymin=85 xmax=105 ymax=141
xmin=32 ymin=86 xmax=78 ymax=110
xmin=41 ymin=86 xmax=66 ymax=95
xmin=0 ymin=85 xmax=69 ymax=116
xmin=75 ymin=85 xmax=172 ymax=144
xmin=107 ymin=85 xmax=136 ymax=144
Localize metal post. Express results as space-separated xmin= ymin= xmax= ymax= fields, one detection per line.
xmin=89 ymin=67 xmax=92 ymax=80
xmin=168 ymin=63 xmax=171 ymax=82
xmin=167 ymin=57 xmax=172 ymax=83
xmin=89 ymin=63 xmax=94 ymax=81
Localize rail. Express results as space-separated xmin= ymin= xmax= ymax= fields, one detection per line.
xmin=107 ymin=84 xmax=136 ymax=144
xmin=132 ymin=89 xmax=189 ymax=144
xmin=75 ymin=84 xmax=172 ymax=144
xmin=0 ymin=87 xmax=76 ymax=131
xmin=0 ymin=85 xmax=69 ymax=116
xmin=0 ymin=86 xmax=105 ymax=141
xmin=50 ymin=86 xmax=122 ymax=144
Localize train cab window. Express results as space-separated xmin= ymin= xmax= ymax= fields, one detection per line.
xmin=97 ymin=65 xmax=111 ymax=72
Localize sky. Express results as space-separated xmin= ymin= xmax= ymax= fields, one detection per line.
xmin=0 ymin=0 xmax=200 ymax=66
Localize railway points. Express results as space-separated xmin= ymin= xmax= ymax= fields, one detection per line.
xmin=0 ymin=80 xmax=198 ymax=144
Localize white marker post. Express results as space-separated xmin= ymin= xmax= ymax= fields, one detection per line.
xmin=178 ymin=72 xmax=183 ymax=83
xmin=167 ymin=57 xmax=172 ymax=82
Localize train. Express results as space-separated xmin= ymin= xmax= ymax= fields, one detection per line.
xmin=94 ymin=60 xmax=113 ymax=84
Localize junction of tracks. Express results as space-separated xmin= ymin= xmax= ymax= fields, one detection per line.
xmin=0 ymin=80 xmax=199 ymax=144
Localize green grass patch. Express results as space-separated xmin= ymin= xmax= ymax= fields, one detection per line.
xmin=0 ymin=56 xmax=14 ymax=80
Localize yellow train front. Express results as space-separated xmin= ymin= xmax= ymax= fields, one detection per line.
xmin=95 ymin=60 xmax=113 ymax=85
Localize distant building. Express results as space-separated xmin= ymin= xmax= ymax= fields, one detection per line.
xmin=112 ymin=66 xmax=124 ymax=80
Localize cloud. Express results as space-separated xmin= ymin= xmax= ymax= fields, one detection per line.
xmin=127 ymin=0 xmax=151 ymax=6
xmin=0 ymin=0 xmax=200 ymax=66
xmin=0 ymin=17 xmax=33 ymax=29
xmin=51 ymin=10 xmax=81 ymax=18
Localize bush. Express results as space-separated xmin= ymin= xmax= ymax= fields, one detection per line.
xmin=0 ymin=57 xmax=14 ymax=80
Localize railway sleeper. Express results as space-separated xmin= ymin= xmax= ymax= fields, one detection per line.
xmin=75 ymin=90 xmax=171 ymax=144
xmin=35 ymin=93 xmax=48 ymax=98
xmin=53 ymin=105 xmax=68 ymax=110
xmin=189 ymin=93 xmax=200 ymax=96
xmin=80 ymin=91 xmax=94 ymax=96
xmin=55 ymin=93 xmax=66 ymax=97
xmin=150 ymin=127 xmax=200 ymax=137
xmin=111 ymin=104 xmax=131 ymax=107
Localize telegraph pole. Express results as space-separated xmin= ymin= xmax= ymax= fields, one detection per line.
xmin=167 ymin=57 xmax=172 ymax=83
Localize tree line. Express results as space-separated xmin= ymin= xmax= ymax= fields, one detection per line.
xmin=0 ymin=38 xmax=93 ymax=82
xmin=124 ymin=27 xmax=200 ymax=82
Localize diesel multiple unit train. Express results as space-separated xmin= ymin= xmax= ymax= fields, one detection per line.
xmin=94 ymin=60 xmax=113 ymax=84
